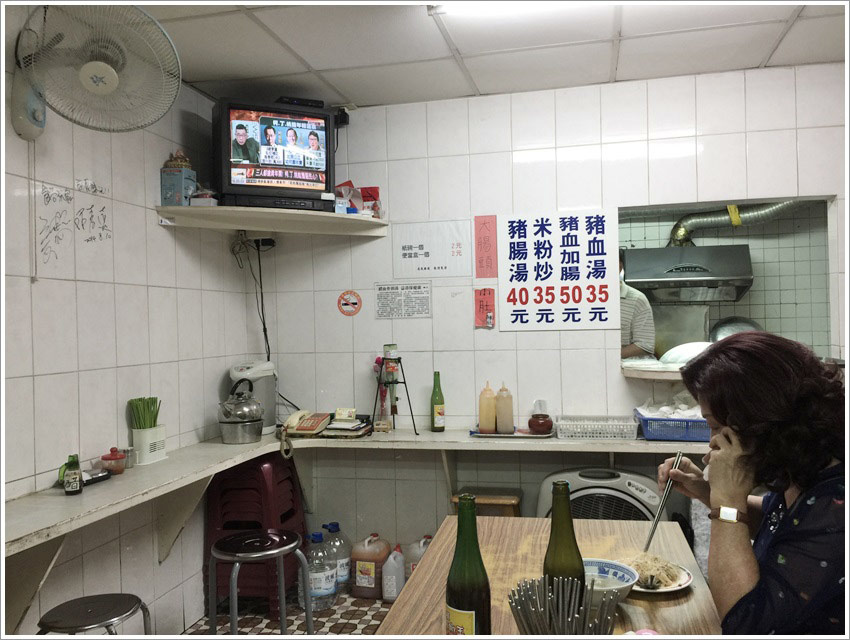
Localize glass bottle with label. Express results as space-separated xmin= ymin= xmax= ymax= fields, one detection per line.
xmin=63 ymin=454 xmax=83 ymax=496
xmin=431 ymin=371 xmax=445 ymax=432
xmin=446 ymin=494 xmax=490 ymax=635
xmin=543 ymin=480 xmax=585 ymax=597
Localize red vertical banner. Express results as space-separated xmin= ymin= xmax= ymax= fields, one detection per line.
xmin=474 ymin=288 xmax=495 ymax=328
xmin=474 ymin=215 xmax=498 ymax=278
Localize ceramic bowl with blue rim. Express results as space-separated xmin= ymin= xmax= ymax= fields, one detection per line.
xmin=583 ymin=558 xmax=639 ymax=609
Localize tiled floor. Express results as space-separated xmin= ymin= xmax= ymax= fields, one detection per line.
xmin=184 ymin=592 xmax=391 ymax=635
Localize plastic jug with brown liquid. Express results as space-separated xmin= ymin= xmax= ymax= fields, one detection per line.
xmin=350 ymin=533 xmax=391 ymax=599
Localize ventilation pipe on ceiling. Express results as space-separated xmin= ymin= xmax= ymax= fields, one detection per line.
xmin=667 ymin=200 xmax=803 ymax=247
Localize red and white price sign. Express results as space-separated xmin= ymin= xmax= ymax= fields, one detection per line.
xmin=497 ymin=210 xmax=619 ymax=331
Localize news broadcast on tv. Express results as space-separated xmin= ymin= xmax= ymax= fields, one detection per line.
xmin=228 ymin=108 xmax=327 ymax=191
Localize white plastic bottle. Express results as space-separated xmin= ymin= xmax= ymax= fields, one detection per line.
xmin=298 ymin=532 xmax=338 ymax=611
xmin=322 ymin=522 xmax=352 ymax=594
xmin=403 ymin=535 xmax=433 ymax=578
xmin=381 ymin=544 xmax=406 ymax=602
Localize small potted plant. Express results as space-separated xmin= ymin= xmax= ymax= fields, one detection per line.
xmin=128 ymin=397 xmax=166 ymax=465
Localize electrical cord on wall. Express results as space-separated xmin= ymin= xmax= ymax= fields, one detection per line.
xmin=231 ymin=233 xmax=300 ymax=413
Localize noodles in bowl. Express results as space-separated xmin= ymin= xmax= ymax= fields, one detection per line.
xmin=620 ymin=552 xmax=683 ymax=589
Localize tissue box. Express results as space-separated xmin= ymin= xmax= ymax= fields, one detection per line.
xmin=160 ymin=168 xmax=196 ymax=206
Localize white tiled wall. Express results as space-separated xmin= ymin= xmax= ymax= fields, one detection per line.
xmin=273 ymin=63 xmax=845 ymax=547
xmin=3 ymin=5 xmax=262 ymax=623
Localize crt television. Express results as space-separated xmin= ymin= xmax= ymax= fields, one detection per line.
xmin=213 ymin=98 xmax=336 ymax=211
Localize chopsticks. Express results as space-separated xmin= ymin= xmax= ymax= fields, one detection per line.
xmin=643 ymin=450 xmax=683 ymax=553
xmin=508 ymin=576 xmax=618 ymax=635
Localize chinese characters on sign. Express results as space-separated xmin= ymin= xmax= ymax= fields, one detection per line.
xmin=474 ymin=215 xmax=498 ymax=278
xmin=474 ymin=288 xmax=495 ymax=328
xmin=497 ymin=212 xmax=619 ymax=331
xmin=375 ymin=281 xmax=432 ymax=319
xmin=392 ymin=221 xmax=472 ymax=279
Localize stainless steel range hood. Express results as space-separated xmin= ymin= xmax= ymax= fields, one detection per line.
xmin=623 ymin=245 xmax=753 ymax=303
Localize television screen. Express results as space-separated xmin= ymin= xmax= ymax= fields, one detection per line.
xmin=228 ymin=107 xmax=328 ymax=192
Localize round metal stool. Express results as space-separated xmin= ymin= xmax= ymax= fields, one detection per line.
xmin=36 ymin=593 xmax=151 ymax=635
xmin=208 ymin=529 xmax=313 ymax=635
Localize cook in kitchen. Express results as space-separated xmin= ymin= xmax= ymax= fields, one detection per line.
xmin=620 ymin=247 xmax=656 ymax=359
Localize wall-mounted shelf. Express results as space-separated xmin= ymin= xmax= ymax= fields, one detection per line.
xmin=621 ymin=366 xmax=683 ymax=381
xmin=156 ymin=205 xmax=388 ymax=237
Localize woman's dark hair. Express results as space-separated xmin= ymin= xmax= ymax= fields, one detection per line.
xmin=681 ymin=331 xmax=844 ymax=492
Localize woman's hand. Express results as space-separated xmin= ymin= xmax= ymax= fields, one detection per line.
xmin=706 ymin=427 xmax=756 ymax=508
xmin=658 ymin=456 xmax=711 ymax=506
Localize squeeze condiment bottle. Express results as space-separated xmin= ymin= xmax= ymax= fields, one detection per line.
xmin=478 ymin=381 xmax=496 ymax=434
xmin=495 ymin=382 xmax=514 ymax=434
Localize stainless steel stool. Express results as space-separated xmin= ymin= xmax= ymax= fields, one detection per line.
xmin=36 ymin=593 xmax=151 ymax=635
xmin=208 ymin=529 xmax=313 ymax=635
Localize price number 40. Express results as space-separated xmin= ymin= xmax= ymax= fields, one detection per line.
xmin=506 ymin=285 xmax=609 ymax=305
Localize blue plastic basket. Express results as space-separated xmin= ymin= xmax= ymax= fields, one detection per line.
xmin=634 ymin=409 xmax=710 ymax=442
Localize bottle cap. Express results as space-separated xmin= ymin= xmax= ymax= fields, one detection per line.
xmin=310 ymin=532 xmax=324 ymax=543
xmin=394 ymin=544 xmax=402 ymax=553
xmin=101 ymin=447 xmax=125 ymax=461
xmin=324 ymin=522 xmax=340 ymax=533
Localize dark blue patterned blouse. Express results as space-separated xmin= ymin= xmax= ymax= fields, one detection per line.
xmin=722 ymin=463 xmax=845 ymax=635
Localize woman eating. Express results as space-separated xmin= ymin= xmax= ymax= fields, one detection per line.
xmin=658 ymin=332 xmax=844 ymax=635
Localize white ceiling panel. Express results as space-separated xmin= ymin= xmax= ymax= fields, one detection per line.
xmin=617 ymin=23 xmax=786 ymax=81
xmin=254 ymin=5 xmax=450 ymax=70
xmin=768 ymin=16 xmax=845 ymax=66
xmin=164 ymin=13 xmax=307 ymax=82
xmin=800 ymin=5 xmax=846 ymax=18
xmin=621 ymin=4 xmax=792 ymax=37
xmin=191 ymin=72 xmax=347 ymax=107
xmin=442 ymin=5 xmax=615 ymax=55
xmin=321 ymin=59 xmax=471 ymax=107
xmin=465 ymin=43 xmax=612 ymax=95
xmin=142 ymin=5 xmax=240 ymax=21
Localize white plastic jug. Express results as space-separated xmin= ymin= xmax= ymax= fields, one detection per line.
xmin=381 ymin=544 xmax=405 ymax=602
xmin=403 ymin=535 xmax=433 ymax=578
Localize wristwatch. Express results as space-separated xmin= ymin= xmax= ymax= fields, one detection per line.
xmin=709 ymin=506 xmax=749 ymax=524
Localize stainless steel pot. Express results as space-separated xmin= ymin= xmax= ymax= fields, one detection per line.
xmin=219 ymin=378 xmax=265 ymax=444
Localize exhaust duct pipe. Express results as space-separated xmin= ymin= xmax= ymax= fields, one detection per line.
xmin=668 ymin=201 xmax=803 ymax=247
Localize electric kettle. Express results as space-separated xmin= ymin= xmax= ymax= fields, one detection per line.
xmin=218 ymin=378 xmax=264 ymax=444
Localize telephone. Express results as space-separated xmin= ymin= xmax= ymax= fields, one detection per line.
xmin=284 ymin=410 xmax=331 ymax=436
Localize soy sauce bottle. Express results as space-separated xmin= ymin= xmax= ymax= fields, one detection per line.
xmin=63 ymin=454 xmax=83 ymax=496
xmin=445 ymin=494 xmax=490 ymax=635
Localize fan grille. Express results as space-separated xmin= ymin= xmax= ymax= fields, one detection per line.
xmin=571 ymin=494 xmax=650 ymax=521
xmin=17 ymin=5 xmax=181 ymax=132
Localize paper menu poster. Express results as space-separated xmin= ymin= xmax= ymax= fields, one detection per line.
xmin=475 ymin=288 xmax=495 ymax=328
xmin=474 ymin=215 xmax=498 ymax=278
xmin=496 ymin=210 xmax=620 ymax=331
xmin=392 ymin=221 xmax=471 ymax=279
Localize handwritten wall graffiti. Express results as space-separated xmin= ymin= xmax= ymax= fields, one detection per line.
xmin=37 ymin=185 xmax=74 ymax=264
xmin=75 ymin=203 xmax=112 ymax=243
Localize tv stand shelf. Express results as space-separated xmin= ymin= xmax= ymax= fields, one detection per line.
xmin=156 ymin=205 xmax=388 ymax=237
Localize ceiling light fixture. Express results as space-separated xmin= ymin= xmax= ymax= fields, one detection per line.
xmin=430 ymin=2 xmax=578 ymax=18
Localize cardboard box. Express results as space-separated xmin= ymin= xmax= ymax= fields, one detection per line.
xmin=160 ymin=168 xmax=196 ymax=206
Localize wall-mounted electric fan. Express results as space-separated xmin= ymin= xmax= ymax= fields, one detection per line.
xmin=12 ymin=4 xmax=181 ymax=140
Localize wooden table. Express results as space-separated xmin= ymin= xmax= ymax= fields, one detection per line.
xmin=378 ymin=516 xmax=721 ymax=635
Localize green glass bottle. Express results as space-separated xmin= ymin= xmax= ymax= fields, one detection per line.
xmin=431 ymin=371 xmax=445 ymax=432
xmin=446 ymin=494 xmax=490 ymax=635
xmin=543 ymin=480 xmax=584 ymax=594
xmin=63 ymin=454 xmax=83 ymax=496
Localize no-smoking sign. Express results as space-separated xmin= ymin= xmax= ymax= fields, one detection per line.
xmin=337 ymin=290 xmax=362 ymax=316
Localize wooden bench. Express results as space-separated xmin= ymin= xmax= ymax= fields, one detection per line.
xmin=451 ymin=486 xmax=522 ymax=517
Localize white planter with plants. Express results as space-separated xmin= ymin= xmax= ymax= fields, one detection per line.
xmin=128 ymin=397 xmax=167 ymax=465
